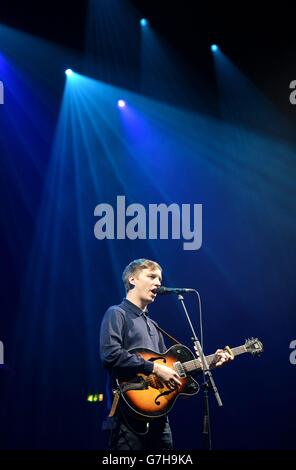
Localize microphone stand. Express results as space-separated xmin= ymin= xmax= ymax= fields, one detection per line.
xmin=177 ymin=292 xmax=223 ymax=450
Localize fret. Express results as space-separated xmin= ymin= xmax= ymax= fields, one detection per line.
xmin=182 ymin=345 xmax=247 ymax=373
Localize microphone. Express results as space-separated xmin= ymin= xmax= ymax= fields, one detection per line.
xmin=156 ymin=286 xmax=195 ymax=295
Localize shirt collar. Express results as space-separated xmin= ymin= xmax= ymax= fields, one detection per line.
xmin=122 ymin=298 xmax=148 ymax=317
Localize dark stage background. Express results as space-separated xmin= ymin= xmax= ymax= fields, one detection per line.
xmin=0 ymin=0 xmax=295 ymax=453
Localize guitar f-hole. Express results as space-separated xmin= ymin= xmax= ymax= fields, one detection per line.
xmin=148 ymin=356 xmax=167 ymax=364
xmin=155 ymin=389 xmax=173 ymax=405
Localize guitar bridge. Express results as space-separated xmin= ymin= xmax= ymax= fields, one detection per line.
xmin=173 ymin=361 xmax=187 ymax=378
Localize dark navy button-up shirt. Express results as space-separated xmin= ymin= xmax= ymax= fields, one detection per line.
xmin=99 ymin=298 xmax=166 ymax=379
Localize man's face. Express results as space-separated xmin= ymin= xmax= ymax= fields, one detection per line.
xmin=129 ymin=267 xmax=162 ymax=304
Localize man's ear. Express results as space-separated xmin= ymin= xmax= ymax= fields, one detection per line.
xmin=128 ymin=276 xmax=136 ymax=289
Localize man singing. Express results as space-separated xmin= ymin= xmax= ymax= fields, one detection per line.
xmin=99 ymin=258 xmax=232 ymax=450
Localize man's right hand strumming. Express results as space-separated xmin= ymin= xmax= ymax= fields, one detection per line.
xmin=152 ymin=362 xmax=182 ymax=390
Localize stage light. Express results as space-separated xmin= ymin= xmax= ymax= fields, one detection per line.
xmin=211 ymin=44 xmax=219 ymax=52
xmin=140 ymin=18 xmax=148 ymax=27
xmin=117 ymin=99 xmax=126 ymax=108
xmin=65 ymin=69 xmax=73 ymax=76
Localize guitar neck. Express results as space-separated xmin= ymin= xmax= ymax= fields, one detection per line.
xmin=182 ymin=344 xmax=247 ymax=374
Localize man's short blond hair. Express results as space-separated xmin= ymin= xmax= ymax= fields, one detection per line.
xmin=122 ymin=259 xmax=162 ymax=293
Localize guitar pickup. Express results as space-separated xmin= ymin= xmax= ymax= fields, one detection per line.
xmin=173 ymin=361 xmax=187 ymax=378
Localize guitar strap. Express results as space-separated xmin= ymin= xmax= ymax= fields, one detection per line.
xmin=108 ymin=389 xmax=120 ymax=418
xmin=151 ymin=321 xmax=182 ymax=345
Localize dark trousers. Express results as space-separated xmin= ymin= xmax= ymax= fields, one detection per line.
xmin=109 ymin=410 xmax=173 ymax=451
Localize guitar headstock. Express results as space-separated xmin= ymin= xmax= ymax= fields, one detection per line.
xmin=245 ymin=337 xmax=263 ymax=356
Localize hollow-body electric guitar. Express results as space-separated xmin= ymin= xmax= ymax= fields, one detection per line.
xmin=116 ymin=338 xmax=263 ymax=419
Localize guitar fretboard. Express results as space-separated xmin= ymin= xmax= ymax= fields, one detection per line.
xmin=182 ymin=345 xmax=247 ymax=373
